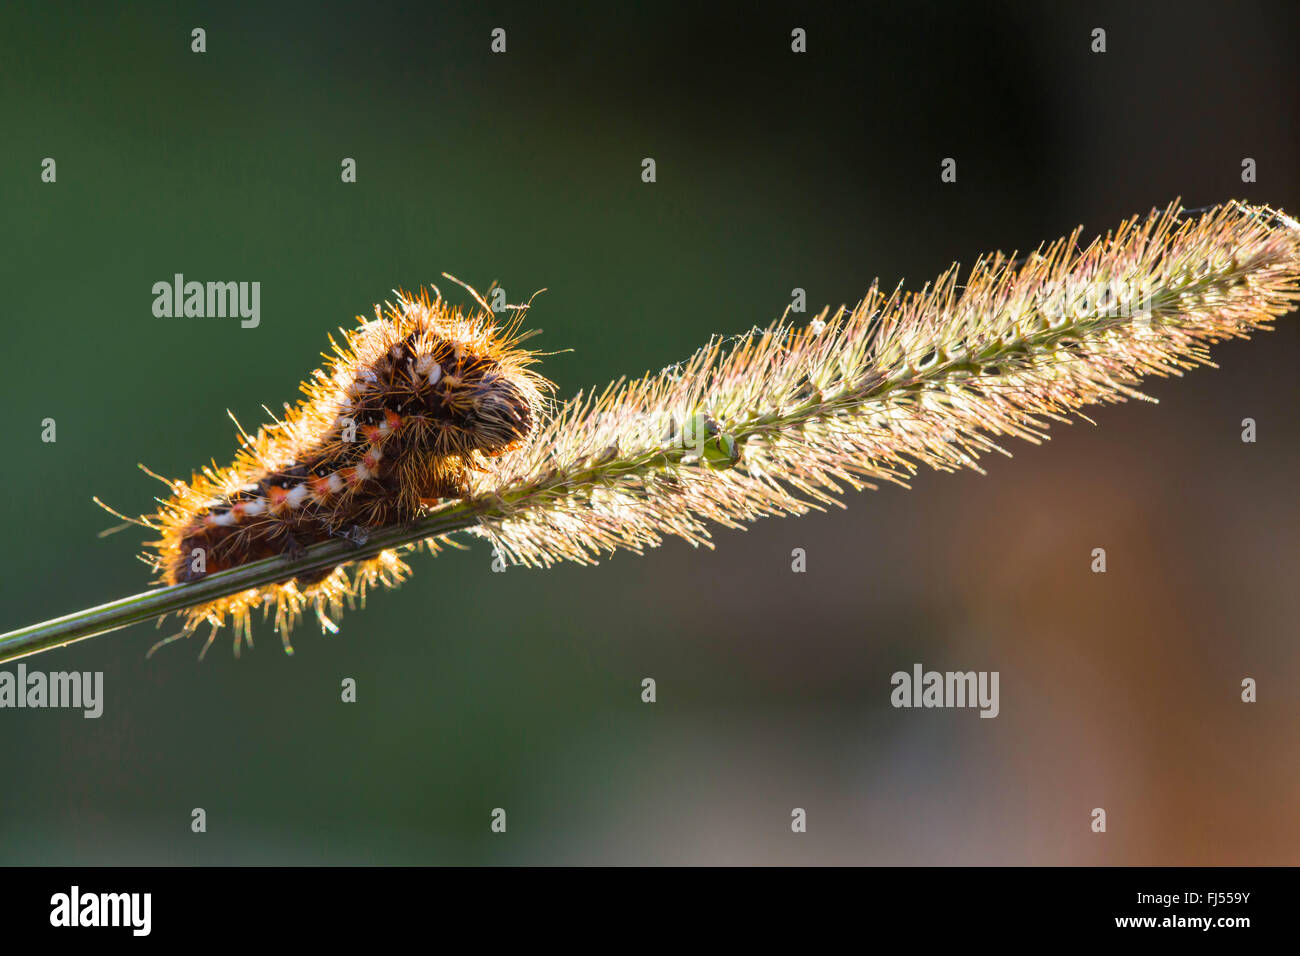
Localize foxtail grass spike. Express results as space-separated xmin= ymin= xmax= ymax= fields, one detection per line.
xmin=468 ymin=200 xmax=1300 ymax=569
xmin=0 ymin=199 xmax=1296 ymax=661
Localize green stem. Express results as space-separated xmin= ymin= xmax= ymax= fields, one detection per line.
xmin=0 ymin=501 xmax=479 ymax=664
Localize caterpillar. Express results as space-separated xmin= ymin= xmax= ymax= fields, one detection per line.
xmin=112 ymin=282 xmax=550 ymax=655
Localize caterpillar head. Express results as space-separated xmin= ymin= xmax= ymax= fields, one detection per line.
xmin=462 ymin=369 xmax=536 ymax=454
xmin=356 ymin=287 xmax=551 ymax=463
xmin=411 ymin=348 xmax=539 ymax=456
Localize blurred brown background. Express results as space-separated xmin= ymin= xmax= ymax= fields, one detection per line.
xmin=0 ymin=0 xmax=1295 ymax=864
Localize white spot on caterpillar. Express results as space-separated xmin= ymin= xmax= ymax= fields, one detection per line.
xmin=416 ymin=353 xmax=443 ymax=385
xmin=286 ymin=484 xmax=309 ymax=509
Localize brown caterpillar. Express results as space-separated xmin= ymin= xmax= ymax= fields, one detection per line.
xmin=112 ymin=282 xmax=549 ymax=654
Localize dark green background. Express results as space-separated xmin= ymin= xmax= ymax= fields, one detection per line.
xmin=1 ymin=0 xmax=1296 ymax=863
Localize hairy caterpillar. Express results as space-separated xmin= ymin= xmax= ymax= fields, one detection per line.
xmin=111 ymin=282 xmax=549 ymax=654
